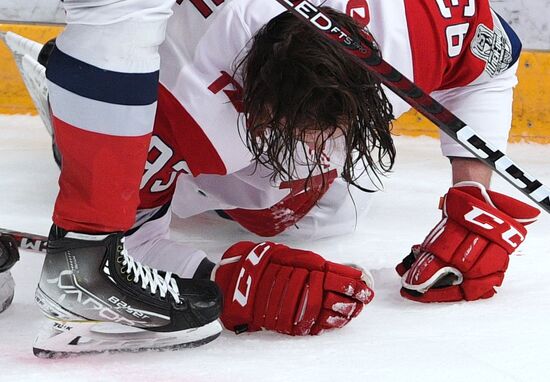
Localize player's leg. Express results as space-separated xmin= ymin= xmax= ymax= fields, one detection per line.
xmin=4 ymin=2 xmax=223 ymax=356
xmin=120 ymin=83 xmax=220 ymax=280
xmin=124 ymin=204 xmax=215 ymax=280
xmin=48 ymin=0 xmax=174 ymax=232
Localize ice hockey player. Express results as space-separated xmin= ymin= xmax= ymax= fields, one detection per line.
xmin=7 ymin=0 xmax=541 ymax=356
xmin=115 ymin=0 xmax=539 ymax=308
xmin=0 ymin=236 xmax=19 ymax=313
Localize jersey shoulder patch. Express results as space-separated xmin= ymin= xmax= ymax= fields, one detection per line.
xmin=469 ymin=11 xmax=522 ymax=78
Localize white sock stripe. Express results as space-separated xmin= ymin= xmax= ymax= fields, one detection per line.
xmin=66 ymin=232 xmax=109 ymax=241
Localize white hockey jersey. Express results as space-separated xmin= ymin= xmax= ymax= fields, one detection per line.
xmin=136 ymin=0 xmax=521 ymax=239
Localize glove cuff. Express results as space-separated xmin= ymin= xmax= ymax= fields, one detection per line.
xmin=401 ymin=251 xmax=463 ymax=293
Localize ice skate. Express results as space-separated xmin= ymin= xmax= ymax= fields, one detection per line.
xmin=34 ymin=225 xmax=222 ymax=358
xmin=0 ymin=235 xmax=20 ymax=313
xmin=0 ymin=271 xmax=15 ymax=313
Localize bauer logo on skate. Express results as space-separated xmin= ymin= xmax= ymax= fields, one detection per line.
xmin=232 ymin=243 xmax=271 ymax=307
xmin=108 ymin=296 xmax=151 ymax=320
xmin=464 ymin=206 xmax=525 ymax=248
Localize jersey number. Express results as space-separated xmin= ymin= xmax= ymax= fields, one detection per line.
xmin=435 ymin=0 xmax=476 ymax=58
xmin=141 ymin=136 xmax=189 ymax=193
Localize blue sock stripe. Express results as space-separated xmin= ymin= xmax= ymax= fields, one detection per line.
xmin=46 ymin=46 xmax=159 ymax=106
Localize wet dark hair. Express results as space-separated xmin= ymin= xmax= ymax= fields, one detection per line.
xmin=236 ymin=7 xmax=395 ymax=191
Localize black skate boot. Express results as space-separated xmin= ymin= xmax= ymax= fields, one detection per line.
xmin=0 ymin=235 xmax=19 ymax=313
xmin=34 ymin=225 xmax=222 ymax=357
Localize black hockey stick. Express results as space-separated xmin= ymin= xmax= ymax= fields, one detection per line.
xmin=275 ymin=0 xmax=550 ymax=214
xmin=0 ymin=228 xmax=47 ymax=254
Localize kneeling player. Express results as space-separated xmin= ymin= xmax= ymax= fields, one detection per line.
xmin=127 ymin=1 xmax=538 ymax=312
xmin=7 ymin=0 xmax=540 ymax=351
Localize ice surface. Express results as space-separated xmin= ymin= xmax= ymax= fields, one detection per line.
xmin=0 ymin=115 xmax=549 ymax=381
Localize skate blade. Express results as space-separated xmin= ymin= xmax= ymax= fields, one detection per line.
xmin=33 ymin=319 xmax=222 ymax=358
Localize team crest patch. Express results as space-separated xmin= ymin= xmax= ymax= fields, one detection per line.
xmin=470 ymin=24 xmax=513 ymax=77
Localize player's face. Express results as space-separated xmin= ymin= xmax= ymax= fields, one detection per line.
xmin=300 ymin=127 xmax=345 ymax=153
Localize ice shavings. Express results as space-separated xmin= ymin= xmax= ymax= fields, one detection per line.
xmin=332 ymin=302 xmax=357 ymax=317
xmin=325 ymin=316 xmax=348 ymax=328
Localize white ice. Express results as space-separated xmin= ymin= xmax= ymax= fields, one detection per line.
xmin=0 ymin=115 xmax=549 ymax=382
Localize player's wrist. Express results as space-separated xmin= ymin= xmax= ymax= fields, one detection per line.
xmin=449 ymin=157 xmax=492 ymax=188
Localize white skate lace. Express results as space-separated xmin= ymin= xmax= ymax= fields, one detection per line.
xmin=117 ymin=238 xmax=181 ymax=304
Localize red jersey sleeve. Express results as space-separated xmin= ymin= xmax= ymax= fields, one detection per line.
xmin=403 ymin=0 xmax=520 ymax=92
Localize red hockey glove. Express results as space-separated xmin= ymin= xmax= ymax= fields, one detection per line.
xmin=213 ymin=241 xmax=374 ymax=335
xmin=396 ymin=182 xmax=539 ymax=303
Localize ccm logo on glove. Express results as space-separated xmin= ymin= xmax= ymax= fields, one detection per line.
xmin=232 ymin=243 xmax=271 ymax=307
xmin=464 ymin=206 xmax=524 ymax=248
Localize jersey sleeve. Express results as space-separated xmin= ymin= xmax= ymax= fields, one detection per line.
xmin=403 ymin=0 xmax=522 ymax=92
xmin=402 ymin=1 xmax=522 ymax=158
xmin=433 ymin=60 xmax=518 ymax=158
